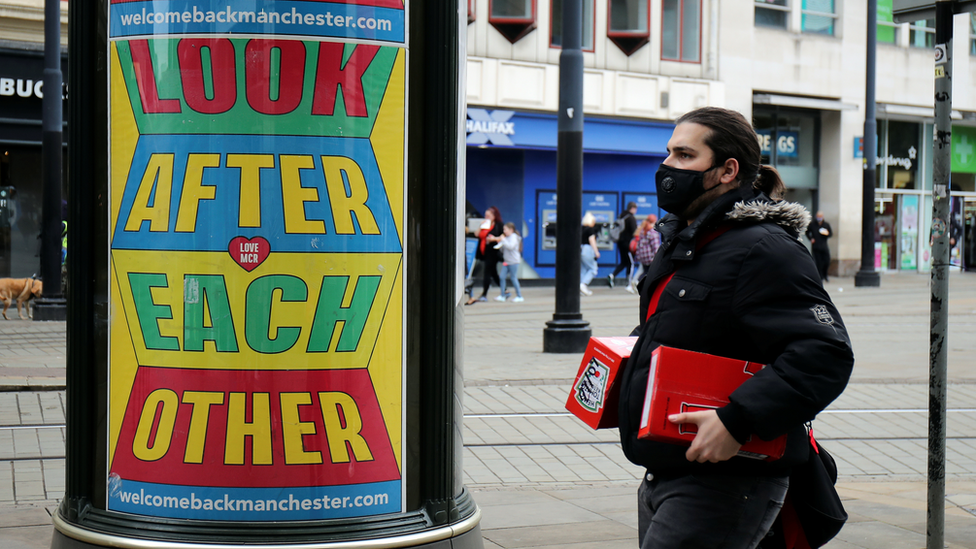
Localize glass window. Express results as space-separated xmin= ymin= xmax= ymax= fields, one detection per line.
xmin=752 ymin=109 xmax=820 ymax=191
xmin=551 ymin=0 xmax=595 ymax=50
xmin=801 ymin=0 xmax=836 ymax=35
xmin=492 ymin=0 xmax=531 ymax=18
xmin=877 ymin=0 xmax=898 ymax=44
xmin=609 ymin=0 xmax=648 ymax=33
xmin=469 ymin=0 xmax=476 ymax=24
xmin=971 ymin=14 xmax=976 ymax=55
xmin=662 ymin=0 xmax=701 ymax=62
xmin=489 ymin=0 xmax=537 ymax=43
xmin=608 ymin=0 xmax=650 ymax=55
xmin=755 ymin=0 xmax=789 ymax=29
xmin=909 ymin=19 xmax=935 ymax=48
xmin=881 ymin=121 xmax=920 ymax=189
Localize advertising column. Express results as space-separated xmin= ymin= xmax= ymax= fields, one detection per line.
xmin=106 ymin=0 xmax=406 ymax=522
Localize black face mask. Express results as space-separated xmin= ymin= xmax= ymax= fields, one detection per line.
xmin=655 ymin=163 xmax=721 ymax=215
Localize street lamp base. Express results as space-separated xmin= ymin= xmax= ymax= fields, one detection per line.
xmin=33 ymin=295 xmax=67 ymax=321
xmin=854 ymin=270 xmax=881 ymax=287
xmin=543 ymin=317 xmax=592 ymax=353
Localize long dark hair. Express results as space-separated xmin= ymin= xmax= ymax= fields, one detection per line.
xmin=486 ymin=206 xmax=503 ymax=225
xmin=675 ymin=107 xmax=786 ymax=199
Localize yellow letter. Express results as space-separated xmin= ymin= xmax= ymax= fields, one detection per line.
xmin=124 ymin=153 xmax=174 ymax=232
xmin=322 ymin=156 xmax=380 ymax=235
xmin=132 ymin=389 xmax=179 ymax=461
xmin=181 ymin=391 xmax=224 ymax=464
xmin=280 ymin=155 xmax=326 ymax=234
xmin=280 ymin=392 xmax=323 ymax=465
xmin=175 ymin=153 xmax=221 ymax=232
xmin=225 ymin=392 xmax=273 ymax=465
xmin=318 ymin=392 xmax=373 ymax=464
xmin=227 ymin=154 xmax=275 ymax=228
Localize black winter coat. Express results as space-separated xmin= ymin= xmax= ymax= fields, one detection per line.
xmin=618 ymin=186 xmax=854 ymax=478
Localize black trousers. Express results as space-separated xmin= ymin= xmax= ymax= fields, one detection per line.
xmin=611 ymin=241 xmax=633 ymax=278
xmin=813 ymin=247 xmax=831 ymax=281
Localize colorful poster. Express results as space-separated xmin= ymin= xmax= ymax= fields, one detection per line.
xmin=106 ymin=0 xmax=406 ymax=522
xmin=899 ymin=195 xmax=918 ymax=271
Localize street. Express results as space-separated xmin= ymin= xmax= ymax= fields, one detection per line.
xmin=2 ymin=272 xmax=976 ymax=548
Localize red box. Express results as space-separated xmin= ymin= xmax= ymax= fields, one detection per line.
xmin=565 ymin=337 xmax=638 ymax=429
xmin=638 ymin=346 xmax=786 ymax=461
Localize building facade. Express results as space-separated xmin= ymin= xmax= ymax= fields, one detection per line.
xmin=464 ymin=0 xmax=976 ymax=279
xmin=0 ymin=0 xmax=68 ymax=278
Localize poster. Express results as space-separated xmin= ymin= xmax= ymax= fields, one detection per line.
xmin=106 ymin=0 xmax=406 ymax=521
xmin=899 ymin=195 xmax=918 ymax=271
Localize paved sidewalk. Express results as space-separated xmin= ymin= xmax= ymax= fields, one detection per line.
xmin=1 ymin=271 xmax=976 ymax=548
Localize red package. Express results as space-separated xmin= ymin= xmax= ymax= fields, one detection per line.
xmin=565 ymin=337 xmax=638 ymax=429
xmin=639 ymin=346 xmax=786 ymax=461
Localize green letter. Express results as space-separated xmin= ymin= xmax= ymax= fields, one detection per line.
xmin=245 ymin=275 xmax=307 ymax=353
xmin=128 ymin=273 xmax=180 ymax=351
xmin=307 ymin=275 xmax=380 ymax=352
xmin=184 ymin=275 xmax=238 ymax=352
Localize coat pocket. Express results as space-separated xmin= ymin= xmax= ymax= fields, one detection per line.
xmin=663 ymin=276 xmax=712 ymax=302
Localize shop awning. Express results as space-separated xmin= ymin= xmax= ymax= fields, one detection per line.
xmin=877 ymin=103 xmax=962 ymax=120
xmin=753 ymin=94 xmax=858 ymax=111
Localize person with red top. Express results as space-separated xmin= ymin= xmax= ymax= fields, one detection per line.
xmin=629 ymin=214 xmax=661 ymax=293
xmin=465 ymin=206 xmax=504 ymax=305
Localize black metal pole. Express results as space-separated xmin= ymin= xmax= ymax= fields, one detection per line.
xmin=927 ymin=4 xmax=953 ymax=548
xmin=855 ymin=0 xmax=881 ymax=288
xmin=415 ymin=0 xmax=477 ymax=529
xmin=543 ymin=0 xmax=591 ymax=353
xmin=34 ymin=0 xmax=68 ymax=320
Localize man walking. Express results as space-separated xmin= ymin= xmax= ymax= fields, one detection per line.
xmin=609 ymin=201 xmax=638 ymax=288
xmin=806 ymin=212 xmax=833 ymax=282
xmin=617 ymin=107 xmax=854 ymax=549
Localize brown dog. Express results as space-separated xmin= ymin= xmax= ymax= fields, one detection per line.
xmin=0 ymin=277 xmax=43 ymax=320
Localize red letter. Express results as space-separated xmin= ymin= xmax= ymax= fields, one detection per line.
xmin=178 ymin=39 xmax=237 ymax=114
xmin=245 ymin=40 xmax=305 ymax=115
xmin=129 ymin=40 xmax=181 ymax=114
xmin=312 ymin=43 xmax=379 ymax=118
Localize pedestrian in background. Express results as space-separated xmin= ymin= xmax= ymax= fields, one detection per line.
xmin=629 ymin=214 xmax=660 ymax=293
xmin=806 ymin=211 xmax=832 ymax=282
xmin=465 ymin=206 xmax=503 ymax=305
xmin=617 ymin=107 xmax=853 ymax=549
xmin=579 ymin=212 xmax=600 ymax=296
xmin=609 ymin=201 xmax=639 ymax=288
xmin=495 ymin=222 xmax=524 ymax=302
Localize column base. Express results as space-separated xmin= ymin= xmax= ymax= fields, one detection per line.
xmin=854 ymin=270 xmax=881 ymax=287
xmin=543 ymin=317 xmax=592 ymax=353
xmin=33 ymin=296 xmax=67 ymax=321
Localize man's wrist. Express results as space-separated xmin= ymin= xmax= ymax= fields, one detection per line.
xmin=715 ymin=401 xmax=751 ymax=445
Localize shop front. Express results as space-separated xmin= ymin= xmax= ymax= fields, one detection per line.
xmin=464 ymin=108 xmax=673 ymax=279
xmin=753 ymin=106 xmax=821 ymax=216
xmin=0 ymin=47 xmax=68 ymax=278
xmin=873 ymin=115 xmax=976 ymax=272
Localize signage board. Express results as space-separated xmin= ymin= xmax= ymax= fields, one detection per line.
xmin=106 ymin=0 xmax=407 ymax=522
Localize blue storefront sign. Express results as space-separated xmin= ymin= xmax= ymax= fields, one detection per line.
xmin=756 ymin=130 xmax=799 ymax=159
xmin=467 ymin=108 xmax=672 ymax=278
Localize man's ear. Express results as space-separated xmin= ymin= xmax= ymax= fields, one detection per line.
xmin=719 ymin=158 xmax=739 ymax=185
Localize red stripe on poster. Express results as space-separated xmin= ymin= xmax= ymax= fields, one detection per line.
xmin=111 ymin=367 xmax=400 ymax=488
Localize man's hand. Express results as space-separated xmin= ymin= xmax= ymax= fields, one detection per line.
xmin=668 ymin=410 xmax=741 ymax=463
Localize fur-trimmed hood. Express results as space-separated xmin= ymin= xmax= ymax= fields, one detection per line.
xmin=726 ymin=199 xmax=811 ymax=235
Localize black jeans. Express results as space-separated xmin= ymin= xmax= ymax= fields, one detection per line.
xmin=612 ymin=241 xmax=633 ymax=278
xmin=812 ymin=247 xmax=830 ymax=281
xmin=638 ymin=472 xmax=788 ymax=549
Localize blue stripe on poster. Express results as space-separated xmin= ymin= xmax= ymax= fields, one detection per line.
xmin=108 ymin=478 xmax=402 ymax=520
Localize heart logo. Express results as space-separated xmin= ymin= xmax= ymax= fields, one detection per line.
xmin=229 ymin=236 xmax=270 ymax=272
